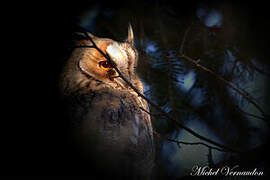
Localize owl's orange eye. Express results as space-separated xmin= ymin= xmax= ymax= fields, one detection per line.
xmin=99 ymin=61 xmax=113 ymax=71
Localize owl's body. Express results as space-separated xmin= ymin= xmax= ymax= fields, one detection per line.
xmin=59 ymin=26 xmax=155 ymax=178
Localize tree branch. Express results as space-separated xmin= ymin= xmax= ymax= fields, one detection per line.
xmin=66 ymin=45 xmax=95 ymax=49
xmin=173 ymin=25 xmax=269 ymax=119
xmin=175 ymin=54 xmax=268 ymax=118
xmin=142 ymin=107 xmax=228 ymax=152
xmin=179 ymin=25 xmax=191 ymax=54
xmin=153 ymin=130 xmax=228 ymax=152
xmin=237 ymin=108 xmax=268 ymax=121
xmin=139 ymin=107 xmax=162 ymax=116
xmin=74 ymin=45 xmax=95 ymax=48
xmin=77 ymin=31 xmax=240 ymax=153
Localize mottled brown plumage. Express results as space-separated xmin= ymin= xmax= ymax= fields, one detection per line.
xmin=59 ymin=25 xmax=155 ymax=178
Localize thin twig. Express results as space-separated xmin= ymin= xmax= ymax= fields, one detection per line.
xmin=144 ymin=108 xmax=228 ymax=152
xmin=80 ymin=31 xmax=240 ymax=153
xmin=153 ymin=130 xmax=228 ymax=152
xmin=179 ymin=25 xmax=191 ymax=54
xmin=175 ymin=54 xmax=267 ymax=118
xmin=75 ymin=45 xmax=95 ymax=48
xmin=175 ymin=25 xmax=268 ymax=119
xmin=139 ymin=107 xmax=162 ymax=116
xmin=65 ymin=45 xmax=95 ymax=49
xmin=237 ymin=108 xmax=268 ymax=121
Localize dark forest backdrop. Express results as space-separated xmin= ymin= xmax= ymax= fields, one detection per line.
xmin=2 ymin=0 xmax=270 ymax=179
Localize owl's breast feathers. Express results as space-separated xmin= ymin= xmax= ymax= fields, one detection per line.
xmin=64 ymin=88 xmax=155 ymax=177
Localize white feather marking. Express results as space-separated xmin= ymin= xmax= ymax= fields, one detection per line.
xmin=133 ymin=123 xmax=139 ymax=136
xmin=135 ymin=115 xmax=139 ymax=125
xmin=106 ymin=43 xmax=127 ymax=64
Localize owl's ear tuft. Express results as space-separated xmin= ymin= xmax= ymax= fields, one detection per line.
xmin=126 ymin=24 xmax=134 ymax=45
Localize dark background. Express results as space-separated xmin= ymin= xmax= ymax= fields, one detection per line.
xmin=2 ymin=0 xmax=270 ymax=178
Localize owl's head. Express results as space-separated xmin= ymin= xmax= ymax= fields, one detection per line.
xmin=62 ymin=25 xmax=143 ymax=94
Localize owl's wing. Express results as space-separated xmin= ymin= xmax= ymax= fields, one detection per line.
xmin=68 ymin=89 xmax=154 ymax=177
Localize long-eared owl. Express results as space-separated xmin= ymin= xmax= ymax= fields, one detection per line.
xmin=59 ymin=25 xmax=155 ymax=179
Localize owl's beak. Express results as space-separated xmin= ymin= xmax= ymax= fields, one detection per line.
xmin=107 ymin=69 xmax=118 ymax=81
xmin=107 ymin=69 xmax=128 ymax=89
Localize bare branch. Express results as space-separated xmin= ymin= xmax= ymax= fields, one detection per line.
xmin=237 ymin=108 xmax=269 ymax=121
xmin=141 ymin=106 xmax=235 ymax=152
xmin=139 ymin=107 xmax=162 ymax=116
xmin=65 ymin=45 xmax=95 ymax=49
xmin=175 ymin=25 xmax=268 ymax=119
xmin=174 ymin=54 xmax=268 ymax=118
xmin=153 ymin=130 xmax=228 ymax=152
xmin=179 ymin=25 xmax=191 ymax=54
xmin=77 ymin=31 xmax=240 ymax=153
xmin=74 ymin=45 xmax=95 ymax=48
xmin=143 ymin=107 xmax=228 ymax=152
